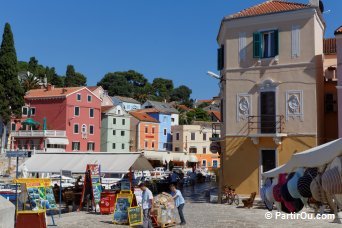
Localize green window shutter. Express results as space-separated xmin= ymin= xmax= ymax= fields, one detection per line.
xmin=253 ymin=32 xmax=261 ymax=58
xmin=274 ymin=30 xmax=279 ymax=56
xmin=217 ymin=45 xmax=224 ymax=70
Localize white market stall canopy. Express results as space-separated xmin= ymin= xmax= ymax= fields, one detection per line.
xmin=143 ymin=150 xmax=198 ymax=163
xmin=19 ymin=152 xmax=153 ymax=174
xmin=0 ymin=196 xmax=15 ymax=228
xmin=263 ymin=139 xmax=342 ymax=178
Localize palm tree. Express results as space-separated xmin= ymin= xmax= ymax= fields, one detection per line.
xmin=21 ymin=72 xmax=41 ymax=92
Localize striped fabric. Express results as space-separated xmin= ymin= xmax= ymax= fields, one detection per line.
xmin=310 ymin=175 xmax=327 ymax=203
xmin=297 ymin=168 xmax=318 ymax=198
xmin=322 ymin=167 xmax=342 ymax=194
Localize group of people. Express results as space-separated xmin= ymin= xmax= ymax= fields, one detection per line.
xmin=139 ymin=183 xmax=186 ymax=227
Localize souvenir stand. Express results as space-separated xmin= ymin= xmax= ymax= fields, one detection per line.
xmin=261 ymin=139 xmax=342 ymax=224
xmin=14 ymin=178 xmax=58 ymax=228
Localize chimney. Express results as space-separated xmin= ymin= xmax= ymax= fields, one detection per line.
xmin=309 ymin=0 xmax=319 ymax=7
xmin=62 ymin=87 xmax=68 ymax=93
xmin=46 ymin=84 xmax=54 ymax=91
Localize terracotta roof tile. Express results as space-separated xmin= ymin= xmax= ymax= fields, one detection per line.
xmin=226 ymin=0 xmax=311 ymax=20
xmin=101 ymin=106 xmax=115 ymax=113
xmin=208 ymin=111 xmax=222 ymax=122
xmin=323 ymin=38 xmax=336 ymax=55
xmin=25 ymin=87 xmax=83 ymax=99
xmin=335 ymin=26 xmax=342 ymax=35
xmin=87 ymin=86 xmax=99 ymax=91
xmin=129 ymin=111 xmax=159 ymax=123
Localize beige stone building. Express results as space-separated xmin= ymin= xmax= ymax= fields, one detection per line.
xmin=172 ymin=124 xmax=220 ymax=169
xmin=217 ymin=0 xmax=326 ymax=194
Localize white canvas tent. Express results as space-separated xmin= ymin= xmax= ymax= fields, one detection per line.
xmin=263 ymin=139 xmax=342 ymax=178
xmin=0 ymin=195 xmax=15 ymax=228
xmin=19 ymin=152 xmax=153 ymax=174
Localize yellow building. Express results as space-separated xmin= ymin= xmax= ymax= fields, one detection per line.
xmin=217 ymin=0 xmax=326 ymax=195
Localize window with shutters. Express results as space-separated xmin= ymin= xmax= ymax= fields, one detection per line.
xmin=292 ymin=25 xmax=300 ymax=58
xmin=239 ymin=32 xmax=247 ymax=62
xmin=253 ymin=30 xmax=279 ymax=59
xmin=217 ymin=45 xmax=224 ymax=70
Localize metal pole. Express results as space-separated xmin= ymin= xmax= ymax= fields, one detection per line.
xmin=15 ymin=156 xmax=19 ymax=214
xmin=59 ymin=170 xmax=62 ymax=218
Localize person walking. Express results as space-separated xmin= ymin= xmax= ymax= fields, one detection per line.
xmin=139 ymin=183 xmax=153 ymax=228
xmin=170 ymin=184 xmax=186 ymax=225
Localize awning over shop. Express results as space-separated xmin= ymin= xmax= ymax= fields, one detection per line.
xmin=19 ymin=152 xmax=153 ymax=174
xmin=188 ymin=155 xmax=198 ymax=163
xmin=143 ymin=151 xmax=198 ymax=163
xmin=263 ymin=139 xmax=342 ymax=178
xmin=46 ymin=138 xmax=69 ymax=145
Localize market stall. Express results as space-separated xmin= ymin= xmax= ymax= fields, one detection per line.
xmin=261 ymin=139 xmax=342 ymax=224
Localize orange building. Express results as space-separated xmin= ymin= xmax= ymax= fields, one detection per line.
xmin=129 ymin=111 xmax=159 ymax=152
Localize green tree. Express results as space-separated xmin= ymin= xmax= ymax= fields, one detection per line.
xmin=64 ymin=65 xmax=87 ymax=87
xmin=47 ymin=67 xmax=64 ymax=87
xmin=152 ymin=78 xmax=174 ymax=101
xmin=22 ymin=73 xmax=40 ymax=92
xmin=0 ymin=23 xmax=24 ymax=123
xmin=170 ymin=85 xmax=192 ymax=104
xmin=0 ymin=23 xmax=24 ymax=153
xmin=28 ymin=56 xmax=38 ymax=75
xmin=97 ymin=72 xmax=132 ymax=97
xmin=185 ymin=108 xmax=210 ymax=124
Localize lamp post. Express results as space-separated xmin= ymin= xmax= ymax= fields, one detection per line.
xmin=206 ymin=70 xmax=224 ymax=204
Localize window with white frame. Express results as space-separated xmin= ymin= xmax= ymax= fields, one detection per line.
xmin=113 ymin=118 xmax=116 ymax=124
xmin=72 ymin=142 xmax=80 ymax=151
xmin=176 ymin=133 xmax=180 ymax=140
xmin=239 ymin=32 xmax=247 ymax=62
xmin=202 ymin=160 xmax=207 ymax=167
xmin=122 ymin=119 xmax=125 ymax=125
xmin=253 ymin=30 xmax=279 ymax=59
xmin=81 ymin=124 xmax=87 ymax=134
xmin=87 ymin=142 xmax=95 ymax=151
xmin=292 ymin=25 xmax=300 ymax=58
xmin=163 ymin=129 xmax=167 ymax=136
xmin=22 ymin=107 xmax=28 ymax=116
xmin=87 ymin=95 xmax=92 ymax=102
xmin=89 ymin=125 xmax=94 ymax=135
xmin=122 ymin=144 xmax=125 ymax=150
xmin=112 ymin=143 xmax=116 ymax=149
xmin=30 ymin=107 xmax=36 ymax=116
xmin=145 ymin=126 xmax=148 ymax=134
xmin=77 ymin=94 xmax=81 ymax=101
xmin=89 ymin=108 xmax=94 ymax=118
xmin=74 ymin=107 xmax=80 ymax=116
xmin=74 ymin=124 xmax=79 ymax=134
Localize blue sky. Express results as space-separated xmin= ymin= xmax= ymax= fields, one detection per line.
xmin=0 ymin=0 xmax=340 ymax=99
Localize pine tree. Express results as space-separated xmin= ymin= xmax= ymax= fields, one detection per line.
xmin=0 ymin=23 xmax=24 ymax=153
xmin=64 ymin=64 xmax=86 ymax=87
xmin=0 ymin=23 xmax=24 ymax=124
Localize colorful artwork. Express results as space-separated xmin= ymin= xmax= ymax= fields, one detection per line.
xmin=128 ymin=206 xmax=143 ymax=226
xmin=19 ymin=179 xmax=57 ymax=210
xmin=113 ymin=197 xmax=131 ymax=224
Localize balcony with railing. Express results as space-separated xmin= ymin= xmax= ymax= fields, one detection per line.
xmin=210 ymin=122 xmax=221 ymax=142
xmin=11 ymin=130 xmax=67 ymax=138
xmin=247 ymin=115 xmax=285 ymax=135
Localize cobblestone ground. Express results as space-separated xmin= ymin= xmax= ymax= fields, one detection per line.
xmin=52 ymin=183 xmax=341 ymax=228
xmin=52 ymin=203 xmax=341 ymax=228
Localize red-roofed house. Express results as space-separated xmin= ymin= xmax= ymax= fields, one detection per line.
xmin=217 ymin=0 xmax=326 ymax=194
xmin=10 ymin=85 xmax=101 ymax=152
xmin=129 ymin=111 xmax=159 ymax=152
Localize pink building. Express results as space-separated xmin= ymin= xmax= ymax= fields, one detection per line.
xmin=10 ymin=85 xmax=101 ymax=152
xmin=336 ymin=26 xmax=342 ymax=137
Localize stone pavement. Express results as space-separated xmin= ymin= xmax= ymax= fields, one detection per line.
xmin=52 ymin=203 xmax=341 ymax=228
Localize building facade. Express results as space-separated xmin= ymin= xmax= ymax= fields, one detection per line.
xmin=172 ymin=124 xmax=220 ymax=170
xmin=129 ymin=111 xmax=159 ymax=152
xmin=142 ymin=100 xmax=179 ymax=126
xmin=336 ymin=26 xmax=342 ymax=137
xmin=101 ymin=105 xmax=131 ymax=152
xmin=87 ymin=86 xmax=114 ymax=107
xmin=10 ymin=86 xmax=101 ymax=152
xmin=112 ymin=96 xmax=141 ymax=111
xmin=217 ymin=1 xmax=325 ymax=194
xmin=135 ymin=109 xmax=172 ymax=151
